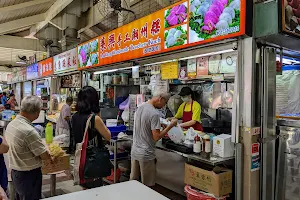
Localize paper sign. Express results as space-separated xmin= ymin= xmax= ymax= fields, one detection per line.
xmin=197 ymin=56 xmax=209 ymax=76
xmin=251 ymin=143 xmax=260 ymax=172
xmin=187 ymin=58 xmax=197 ymax=79
xmin=161 ymin=61 xmax=179 ymax=80
xmin=212 ymin=74 xmax=224 ymax=82
xmin=132 ymin=66 xmax=140 ymax=79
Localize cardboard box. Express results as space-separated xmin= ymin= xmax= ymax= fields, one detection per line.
xmin=213 ymin=134 xmax=234 ymax=158
xmin=184 ymin=163 xmax=232 ymax=197
xmin=42 ymin=155 xmax=70 ymax=174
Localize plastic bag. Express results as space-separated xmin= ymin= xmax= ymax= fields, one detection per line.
xmin=184 ymin=128 xmax=197 ymax=147
xmin=121 ymin=108 xmax=129 ymax=123
xmin=168 ymin=125 xmax=185 ymax=144
xmin=119 ymin=97 xmax=129 ymax=110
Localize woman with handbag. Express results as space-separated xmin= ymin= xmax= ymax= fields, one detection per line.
xmin=72 ymin=86 xmax=111 ymax=189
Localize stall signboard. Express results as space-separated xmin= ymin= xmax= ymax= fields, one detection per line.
xmin=161 ymin=61 xmax=179 ymax=79
xmin=38 ymin=58 xmax=54 ymax=77
xmin=54 ymin=48 xmax=78 ymax=74
xmin=282 ymin=0 xmax=300 ymax=37
xmin=78 ymin=38 xmax=99 ymax=69
xmin=61 ymin=73 xmax=81 ymax=88
xmin=26 ymin=63 xmax=39 ymax=80
xmin=7 ymin=74 xmax=12 ymax=84
xmin=11 ymin=67 xmax=26 ymax=83
xmin=78 ymin=0 xmax=245 ymax=70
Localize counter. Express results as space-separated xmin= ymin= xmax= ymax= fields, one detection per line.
xmin=46 ymin=115 xmax=57 ymax=123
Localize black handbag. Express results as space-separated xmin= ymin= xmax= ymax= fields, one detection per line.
xmin=84 ymin=114 xmax=112 ymax=179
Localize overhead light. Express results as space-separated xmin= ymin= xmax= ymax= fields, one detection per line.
xmin=144 ymin=59 xmax=177 ymax=66
xmin=94 ymin=69 xmax=118 ymax=74
xmin=178 ymin=49 xmax=235 ymax=61
xmin=16 ymin=61 xmax=26 ymax=65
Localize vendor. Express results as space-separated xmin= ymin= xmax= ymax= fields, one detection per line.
xmin=173 ymin=87 xmax=203 ymax=131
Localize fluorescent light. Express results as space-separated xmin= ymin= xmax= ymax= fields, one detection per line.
xmin=178 ymin=49 xmax=235 ymax=61
xmin=276 ymin=57 xmax=299 ymax=65
xmin=94 ymin=69 xmax=118 ymax=74
xmin=144 ymin=59 xmax=177 ymax=66
xmin=16 ymin=61 xmax=26 ymax=65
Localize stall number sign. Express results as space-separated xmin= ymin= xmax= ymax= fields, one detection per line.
xmin=251 ymin=143 xmax=260 ymax=172
xmin=38 ymin=57 xmax=54 ymax=77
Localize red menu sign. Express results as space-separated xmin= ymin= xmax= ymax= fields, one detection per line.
xmin=38 ymin=58 xmax=54 ymax=77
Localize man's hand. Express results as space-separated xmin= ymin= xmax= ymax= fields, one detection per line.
xmin=169 ymin=119 xmax=178 ymax=128
xmin=0 ymin=186 xmax=8 ymax=200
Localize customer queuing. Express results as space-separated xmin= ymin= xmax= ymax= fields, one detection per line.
xmin=5 ymin=96 xmax=52 ymax=200
xmin=1 ymin=92 xmax=7 ymax=106
xmin=6 ymin=94 xmax=17 ymax=110
xmin=72 ymin=86 xmax=111 ymax=189
xmin=0 ymin=135 xmax=9 ymax=200
xmin=130 ymin=92 xmax=178 ymax=187
xmin=56 ymin=97 xmax=73 ymax=148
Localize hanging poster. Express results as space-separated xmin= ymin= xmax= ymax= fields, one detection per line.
xmin=78 ymin=0 xmax=246 ymax=70
xmin=161 ymin=61 xmax=179 ymax=80
xmin=54 ymin=48 xmax=78 ymax=74
xmin=197 ymin=56 xmax=209 ymax=76
xmin=187 ymin=58 xmax=197 ymax=79
xmin=38 ymin=58 xmax=54 ymax=77
xmin=26 ymin=63 xmax=39 ymax=80
xmin=282 ymin=0 xmax=300 ymax=37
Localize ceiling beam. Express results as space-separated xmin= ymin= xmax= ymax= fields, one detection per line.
xmin=155 ymin=0 xmax=171 ymax=7
xmin=28 ymin=0 xmax=74 ymax=37
xmin=0 ymin=0 xmax=53 ymax=13
xmin=0 ymin=13 xmax=45 ymax=35
xmin=0 ymin=36 xmax=45 ymax=51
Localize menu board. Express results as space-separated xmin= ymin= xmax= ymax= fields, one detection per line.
xmin=54 ymin=48 xmax=78 ymax=74
xmin=38 ymin=58 xmax=54 ymax=77
xmin=161 ymin=61 xmax=179 ymax=80
xmin=61 ymin=73 xmax=81 ymax=88
xmin=26 ymin=63 xmax=39 ymax=80
xmin=282 ymin=0 xmax=300 ymax=37
xmin=78 ymin=0 xmax=245 ymax=70
xmin=78 ymin=38 xmax=99 ymax=69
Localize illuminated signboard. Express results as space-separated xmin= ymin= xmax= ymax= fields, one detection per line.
xmin=26 ymin=63 xmax=39 ymax=80
xmin=38 ymin=57 xmax=54 ymax=77
xmin=78 ymin=0 xmax=245 ymax=70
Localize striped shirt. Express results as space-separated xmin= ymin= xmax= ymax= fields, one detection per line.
xmin=5 ymin=115 xmax=46 ymax=171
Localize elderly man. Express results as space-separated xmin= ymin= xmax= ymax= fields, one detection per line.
xmin=130 ymin=93 xmax=178 ymax=187
xmin=5 ymin=96 xmax=52 ymax=200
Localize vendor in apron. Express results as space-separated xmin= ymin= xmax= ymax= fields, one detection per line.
xmin=174 ymin=87 xmax=203 ymax=131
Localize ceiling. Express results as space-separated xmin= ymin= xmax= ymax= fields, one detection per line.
xmin=0 ymin=0 xmax=180 ymax=70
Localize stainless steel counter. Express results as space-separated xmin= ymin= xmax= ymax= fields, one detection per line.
xmin=156 ymin=140 xmax=234 ymax=166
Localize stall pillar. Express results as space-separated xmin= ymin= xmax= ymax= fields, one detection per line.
xmin=236 ymin=38 xmax=260 ymax=200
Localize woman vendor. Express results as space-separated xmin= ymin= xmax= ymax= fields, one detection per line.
xmin=172 ymin=87 xmax=203 ymax=131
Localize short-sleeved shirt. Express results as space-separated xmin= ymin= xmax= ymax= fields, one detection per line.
xmin=174 ymin=101 xmax=201 ymax=122
xmin=57 ymin=104 xmax=71 ymax=129
xmin=1 ymin=96 xmax=7 ymax=105
xmin=131 ymin=103 xmax=161 ymax=161
xmin=5 ymin=115 xmax=47 ymax=171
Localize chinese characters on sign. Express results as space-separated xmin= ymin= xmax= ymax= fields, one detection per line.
xmin=54 ymin=48 xmax=78 ymax=74
xmin=78 ymin=0 xmax=245 ymax=70
xmin=38 ymin=57 xmax=54 ymax=77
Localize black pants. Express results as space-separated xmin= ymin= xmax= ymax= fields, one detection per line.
xmin=11 ymin=168 xmax=42 ymax=200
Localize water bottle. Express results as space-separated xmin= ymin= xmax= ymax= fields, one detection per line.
xmin=45 ymin=122 xmax=53 ymax=144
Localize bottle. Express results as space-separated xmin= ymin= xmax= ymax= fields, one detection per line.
xmin=193 ymin=135 xmax=201 ymax=153
xmin=203 ymin=134 xmax=211 ymax=153
xmin=45 ymin=122 xmax=53 ymax=144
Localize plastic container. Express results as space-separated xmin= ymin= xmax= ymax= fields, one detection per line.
xmin=184 ymin=185 xmax=227 ymax=200
xmin=120 ymin=73 xmax=128 ymax=85
xmin=106 ymin=119 xmax=118 ymax=127
xmin=112 ymin=75 xmax=121 ymax=84
xmin=45 ymin=122 xmax=53 ymax=144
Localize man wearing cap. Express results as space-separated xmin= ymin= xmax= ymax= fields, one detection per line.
xmin=172 ymin=87 xmax=203 ymax=131
xmin=130 ymin=92 xmax=178 ymax=187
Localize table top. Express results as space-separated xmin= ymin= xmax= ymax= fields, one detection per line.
xmin=45 ymin=180 xmax=169 ymax=200
xmin=156 ymin=140 xmax=234 ymax=165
